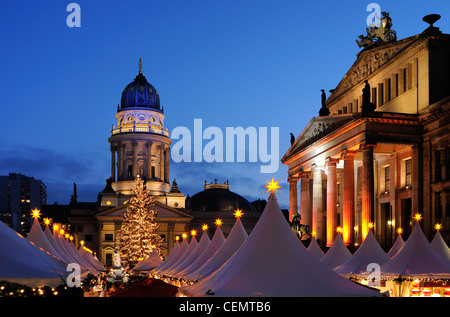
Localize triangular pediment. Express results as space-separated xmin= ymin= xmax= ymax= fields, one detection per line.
xmin=95 ymin=200 xmax=193 ymax=220
xmin=283 ymin=114 xmax=355 ymax=160
xmin=327 ymin=34 xmax=421 ymax=104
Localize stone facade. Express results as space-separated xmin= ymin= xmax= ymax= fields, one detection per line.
xmin=282 ymin=21 xmax=450 ymax=250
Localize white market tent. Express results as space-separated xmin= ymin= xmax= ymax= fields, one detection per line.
xmin=153 ymin=240 xmax=187 ymax=275
xmin=78 ymin=246 xmax=105 ymax=271
xmin=387 ymin=233 xmax=405 ymax=258
xmin=334 ymin=230 xmax=390 ymax=277
xmin=0 ymin=220 xmax=69 ymax=287
xmin=174 ymin=226 xmax=225 ymax=278
xmin=26 ymin=218 xmax=65 ymax=263
xmin=44 ymin=226 xmax=74 ymax=265
xmin=132 ymin=250 xmax=163 ymax=271
xmin=56 ymin=231 xmax=100 ymax=276
xmin=430 ymin=230 xmax=450 ymax=263
xmin=380 ymin=223 xmax=450 ymax=280
xmin=169 ymin=231 xmax=210 ymax=278
xmin=158 ymin=237 xmax=197 ymax=276
xmin=178 ymin=192 xmax=383 ymax=297
xmin=183 ymin=216 xmax=248 ymax=282
xmin=307 ymin=237 xmax=324 ymax=259
xmin=320 ymin=233 xmax=352 ymax=269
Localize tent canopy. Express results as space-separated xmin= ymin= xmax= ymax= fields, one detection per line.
xmin=179 ymin=193 xmax=382 ymax=297
xmin=381 ymin=223 xmax=450 ymax=279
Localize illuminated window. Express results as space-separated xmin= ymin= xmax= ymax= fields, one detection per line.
xmin=385 ymin=166 xmax=390 ymax=193
xmin=405 ymin=159 xmax=412 ymax=188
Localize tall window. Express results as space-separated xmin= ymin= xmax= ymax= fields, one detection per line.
xmin=395 ymin=73 xmax=399 ymax=97
xmin=435 ymin=150 xmax=442 ymax=182
xmin=403 ymin=68 xmax=407 ymax=92
xmin=385 ymin=166 xmax=390 ymax=193
xmin=405 ymin=159 xmax=412 ymax=188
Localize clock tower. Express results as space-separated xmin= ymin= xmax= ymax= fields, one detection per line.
xmin=99 ymin=59 xmax=185 ymax=209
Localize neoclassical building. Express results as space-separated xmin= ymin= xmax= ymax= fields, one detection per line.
xmin=282 ymin=15 xmax=449 ymax=250
xmin=59 ymin=61 xmax=192 ymax=266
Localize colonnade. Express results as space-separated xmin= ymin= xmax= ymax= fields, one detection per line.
xmin=110 ymin=141 xmax=170 ymax=183
xmin=288 ymin=147 xmax=375 ymax=247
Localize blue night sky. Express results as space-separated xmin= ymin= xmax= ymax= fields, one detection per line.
xmin=0 ymin=0 xmax=448 ymax=209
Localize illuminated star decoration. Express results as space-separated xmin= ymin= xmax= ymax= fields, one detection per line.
xmin=413 ymin=213 xmax=423 ymax=222
xmin=434 ymin=223 xmax=442 ymax=231
xmin=191 ymin=229 xmax=197 ymax=237
xmin=396 ymin=227 xmax=403 ymax=235
xmin=202 ymin=224 xmax=209 ymax=231
xmin=233 ymin=209 xmax=244 ymax=219
xmin=31 ymin=208 xmax=41 ymax=219
xmin=215 ymin=218 xmax=223 ymax=227
xmin=265 ymin=177 xmax=281 ymax=194
xmin=43 ymin=218 xmax=52 ymax=226
xmin=368 ymin=222 xmax=374 ymax=229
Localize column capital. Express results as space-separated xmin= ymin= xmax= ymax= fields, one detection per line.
xmin=299 ymin=170 xmax=311 ymax=179
xmin=340 ymin=149 xmax=357 ymax=159
xmin=288 ymin=175 xmax=299 ymax=183
xmin=359 ymin=141 xmax=376 ymax=152
xmin=325 ymin=157 xmax=339 ymax=166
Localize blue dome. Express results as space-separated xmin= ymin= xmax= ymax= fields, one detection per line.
xmin=120 ymin=72 xmax=161 ymax=112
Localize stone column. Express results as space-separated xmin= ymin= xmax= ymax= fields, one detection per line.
xmin=361 ymin=145 xmax=375 ymax=241
xmin=342 ymin=150 xmax=356 ymax=245
xmin=132 ymin=141 xmax=138 ymax=178
xmin=312 ymin=165 xmax=324 ymax=243
xmin=326 ymin=158 xmax=339 ymax=247
xmin=299 ymin=172 xmax=311 ymax=229
xmin=412 ymin=144 xmax=424 ymax=233
xmin=110 ymin=145 xmax=116 ymax=182
xmin=164 ymin=146 xmax=170 ymax=183
xmin=119 ymin=143 xmax=125 ymax=180
xmin=147 ymin=142 xmax=153 ymax=180
xmin=288 ymin=175 xmax=298 ymax=222
xmin=159 ymin=144 xmax=164 ymax=181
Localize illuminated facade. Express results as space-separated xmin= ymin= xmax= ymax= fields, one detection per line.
xmin=282 ymin=17 xmax=449 ymax=249
xmin=99 ymin=60 xmax=185 ymax=209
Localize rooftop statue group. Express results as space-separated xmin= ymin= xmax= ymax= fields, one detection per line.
xmin=356 ymin=12 xmax=397 ymax=48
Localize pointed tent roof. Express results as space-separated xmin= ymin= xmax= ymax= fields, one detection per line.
xmin=0 ymin=220 xmax=68 ymax=287
xmin=78 ymin=246 xmax=104 ymax=271
xmin=381 ymin=223 xmax=450 ymax=279
xmin=387 ymin=233 xmax=405 ymax=258
xmin=43 ymin=226 xmax=76 ymax=266
xmin=307 ymin=237 xmax=324 ymax=259
xmin=175 ymin=226 xmax=225 ymax=278
xmin=26 ymin=218 xmax=67 ymax=263
xmin=430 ymin=230 xmax=450 ymax=263
xmin=184 ymin=217 xmax=247 ymax=282
xmin=133 ymin=250 xmax=163 ymax=271
xmin=179 ymin=193 xmax=382 ymax=297
xmin=320 ymin=233 xmax=352 ymax=269
xmin=170 ymin=231 xmax=211 ymax=278
xmin=334 ymin=230 xmax=390 ymax=277
xmin=153 ymin=240 xmax=186 ymax=274
xmin=158 ymin=237 xmax=198 ymax=276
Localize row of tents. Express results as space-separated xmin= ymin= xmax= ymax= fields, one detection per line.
xmin=129 ymin=190 xmax=449 ymax=297
xmin=0 ymin=217 xmax=104 ymax=288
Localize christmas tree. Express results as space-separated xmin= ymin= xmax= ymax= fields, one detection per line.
xmin=119 ymin=176 xmax=163 ymax=267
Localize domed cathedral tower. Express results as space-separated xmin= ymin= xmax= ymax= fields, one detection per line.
xmin=99 ymin=59 xmax=185 ymax=208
